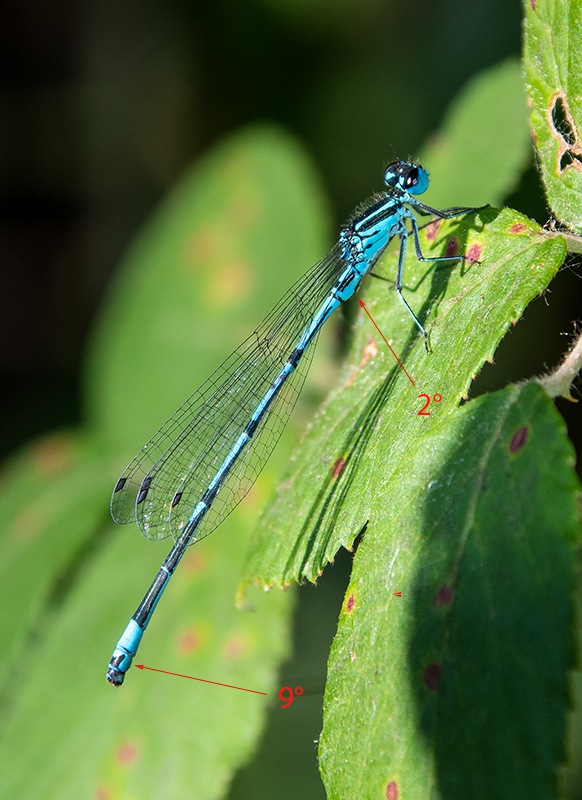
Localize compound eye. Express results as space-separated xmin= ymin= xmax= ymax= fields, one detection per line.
xmin=384 ymin=162 xmax=400 ymax=187
xmin=407 ymin=165 xmax=429 ymax=195
xmin=405 ymin=167 xmax=419 ymax=188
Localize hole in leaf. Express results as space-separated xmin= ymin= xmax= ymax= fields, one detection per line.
xmin=549 ymin=94 xmax=582 ymax=173
xmin=560 ymin=150 xmax=582 ymax=171
xmin=552 ymin=95 xmax=576 ymax=146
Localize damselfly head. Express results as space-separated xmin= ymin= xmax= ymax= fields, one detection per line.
xmin=384 ymin=161 xmax=429 ymax=196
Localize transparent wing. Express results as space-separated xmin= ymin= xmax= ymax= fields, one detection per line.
xmin=165 ymin=326 xmax=319 ymax=542
xmin=111 ymin=243 xmax=346 ymax=541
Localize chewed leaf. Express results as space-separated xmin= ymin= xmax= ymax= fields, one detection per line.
xmin=244 ymin=208 xmax=566 ymax=587
xmin=524 ymin=0 xmax=582 ymax=232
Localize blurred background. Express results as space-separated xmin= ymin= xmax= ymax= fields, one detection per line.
xmin=2 ymin=0 xmax=554 ymax=462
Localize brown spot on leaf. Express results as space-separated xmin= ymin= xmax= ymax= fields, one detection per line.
xmin=423 ymin=663 xmax=441 ymax=690
xmin=360 ymin=335 xmax=379 ymax=367
xmin=346 ymin=594 xmax=356 ymax=613
xmin=225 ymin=635 xmax=246 ymax=660
xmin=425 ymin=220 xmax=441 ymax=241
xmin=509 ymin=223 xmax=527 ymax=234
xmin=185 ymin=222 xmax=224 ymax=272
xmin=116 ymin=741 xmax=138 ymax=767
xmin=184 ymin=550 xmax=207 ymax=575
xmin=177 ymin=628 xmax=200 ymax=654
xmin=466 ymin=243 xmax=482 ymax=262
xmin=386 ymin=780 xmax=398 ymax=799
xmin=31 ymin=435 xmax=73 ymax=477
xmin=332 ymin=458 xmax=346 ymax=478
xmin=435 ymin=584 xmax=455 ymax=606
xmin=206 ymin=259 xmax=253 ymax=307
xmin=445 ymin=238 xmax=459 ymax=258
xmin=510 ymin=426 xmax=528 ymax=453
xmin=345 ymin=335 xmax=378 ymax=387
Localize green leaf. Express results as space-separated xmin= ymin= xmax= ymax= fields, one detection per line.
xmin=0 ymin=431 xmax=110 ymax=687
xmin=86 ymin=124 xmax=331 ymax=452
xmin=0 ymin=126 xmax=332 ymax=799
xmin=524 ymin=0 xmax=582 ymax=232
xmin=422 ymin=58 xmax=531 ymax=209
xmin=0 ymin=491 xmax=291 ymax=800
xmin=319 ymin=382 xmax=579 ymax=799
xmin=244 ymin=209 xmax=567 ymax=587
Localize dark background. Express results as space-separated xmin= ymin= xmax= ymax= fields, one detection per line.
xmin=1 ymin=0 xmax=577 ymax=462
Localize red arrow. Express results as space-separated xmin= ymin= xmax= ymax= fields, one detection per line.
xmin=135 ymin=664 xmax=268 ymax=695
xmin=358 ymin=299 xmax=415 ymax=387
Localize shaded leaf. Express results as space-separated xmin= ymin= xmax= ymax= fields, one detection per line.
xmin=422 ymin=58 xmax=531 ymax=209
xmin=86 ymin=124 xmax=331 ymax=452
xmin=319 ymin=382 xmax=579 ymax=799
xmin=0 ymin=490 xmax=291 ymax=800
xmin=0 ymin=431 xmax=109 ymax=688
xmin=0 ymin=126 xmax=331 ymax=799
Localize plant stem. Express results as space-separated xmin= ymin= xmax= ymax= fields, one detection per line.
xmin=538 ymin=329 xmax=582 ymax=400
